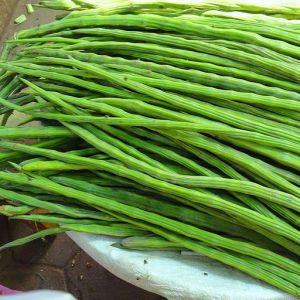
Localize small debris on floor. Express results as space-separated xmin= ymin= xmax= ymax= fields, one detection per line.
xmin=71 ymin=259 xmax=76 ymax=267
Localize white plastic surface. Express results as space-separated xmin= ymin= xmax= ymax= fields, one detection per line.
xmin=68 ymin=232 xmax=297 ymax=300
xmin=0 ymin=290 xmax=76 ymax=300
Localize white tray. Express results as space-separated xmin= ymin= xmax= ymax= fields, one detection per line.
xmin=68 ymin=232 xmax=296 ymax=300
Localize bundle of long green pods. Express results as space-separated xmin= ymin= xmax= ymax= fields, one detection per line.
xmin=1 ymin=2 xmax=300 ymax=296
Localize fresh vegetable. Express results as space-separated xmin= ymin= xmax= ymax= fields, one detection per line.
xmin=1 ymin=1 xmax=300 ymax=296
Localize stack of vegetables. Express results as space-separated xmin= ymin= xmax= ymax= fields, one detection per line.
xmin=1 ymin=0 xmax=300 ymax=296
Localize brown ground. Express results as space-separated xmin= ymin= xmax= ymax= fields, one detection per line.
xmin=0 ymin=217 xmax=164 ymax=300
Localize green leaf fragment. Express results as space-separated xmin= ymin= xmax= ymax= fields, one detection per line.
xmin=14 ymin=15 xmax=27 ymax=25
xmin=26 ymin=4 xmax=35 ymax=14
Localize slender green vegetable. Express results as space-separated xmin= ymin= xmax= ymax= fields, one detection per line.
xmin=60 ymin=223 xmax=149 ymax=236
xmin=0 ymin=227 xmax=65 ymax=251
xmin=7 ymin=37 xmax=86 ymax=45
xmin=221 ymin=137 xmax=300 ymax=171
xmin=121 ymin=74 xmax=300 ymax=111
xmin=1 ymin=146 xmax=299 ymax=247
xmin=63 ymin=40 xmax=300 ymax=81
xmin=22 ymin=111 xmax=300 ymax=156
xmin=21 ymin=84 xmax=296 ymax=234
xmin=0 ymin=186 xmax=114 ymax=221
xmin=115 ymin=235 xmax=183 ymax=251
xmin=17 ymin=49 xmax=300 ymax=146
xmin=2 ymin=6 xmax=300 ymax=296
xmin=21 ymin=48 xmax=300 ymax=93
xmin=2 ymin=172 xmax=300 ymax=275
xmin=11 ymin=214 xmax=110 ymax=225
xmin=17 ymin=14 xmax=300 ymax=61
xmin=15 ymin=83 xmax=300 ymax=212
xmin=31 ymin=81 xmax=93 ymax=96
xmin=49 ymin=177 xmax=266 ymax=239
xmin=42 ymin=58 xmax=300 ymax=142
xmin=203 ymin=98 xmax=300 ymax=128
xmin=34 ymin=0 xmax=81 ymax=11
xmin=50 ymin=176 xmax=290 ymax=251
xmin=20 ymin=155 xmax=300 ymax=213
xmin=0 ymin=63 xmax=153 ymax=103
xmin=0 ymin=138 xmax=67 ymax=164
xmin=37 ymin=0 xmax=300 ymax=19
xmin=25 ymin=61 xmax=300 ymax=198
xmin=177 ymin=15 xmax=300 ymax=45
xmin=0 ymin=126 xmax=73 ymax=139
xmin=20 ymin=147 xmax=101 ymax=167
xmin=0 ymin=205 xmax=33 ymax=217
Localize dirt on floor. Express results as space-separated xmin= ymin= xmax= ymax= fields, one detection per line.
xmin=0 ymin=217 xmax=164 ymax=300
